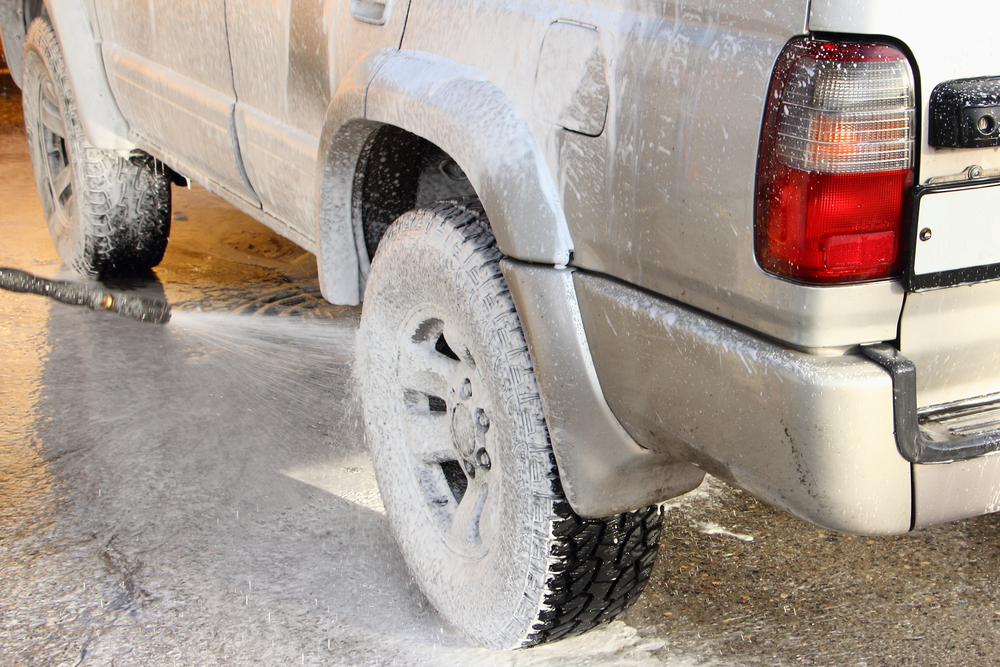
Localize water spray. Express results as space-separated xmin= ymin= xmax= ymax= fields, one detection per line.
xmin=0 ymin=267 xmax=171 ymax=324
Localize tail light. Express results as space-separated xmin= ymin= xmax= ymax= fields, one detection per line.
xmin=755 ymin=39 xmax=916 ymax=284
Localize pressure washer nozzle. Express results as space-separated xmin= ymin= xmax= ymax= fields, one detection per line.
xmin=0 ymin=267 xmax=172 ymax=324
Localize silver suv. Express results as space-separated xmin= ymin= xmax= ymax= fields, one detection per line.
xmin=4 ymin=0 xmax=1000 ymax=650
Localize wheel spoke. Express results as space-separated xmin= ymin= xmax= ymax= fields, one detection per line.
xmin=402 ymin=413 xmax=456 ymax=463
xmin=450 ymin=480 xmax=488 ymax=546
xmin=398 ymin=343 xmax=452 ymax=400
xmin=442 ymin=321 xmax=474 ymax=366
xmin=40 ymin=82 xmax=65 ymax=138
xmin=52 ymin=164 xmax=73 ymax=206
xmin=478 ymin=491 xmax=497 ymax=545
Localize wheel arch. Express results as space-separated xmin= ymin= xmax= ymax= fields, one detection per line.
xmin=365 ymin=51 xmax=572 ymax=268
xmin=316 ymin=115 xmax=483 ymax=306
xmin=314 ymin=50 xmax=573 ymax=306
xmin=7 ymin=0 xmax=134 ymax=150
xmin=313 ymin=51 xmax=386 ymax=307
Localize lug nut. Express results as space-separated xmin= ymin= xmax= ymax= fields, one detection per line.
xmin=475 ymin=448 xmax=491 ymax=470
xmin=460 ymin=379 xmax=472 ymax=400
xmin=476 ymin=408 xmax=490 ymax=432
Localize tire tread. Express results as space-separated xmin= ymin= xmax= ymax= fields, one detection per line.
xmin=364 ymin=198 xmax=661 ymax=649
xmin=23 ymin=18 xmax=170 ymax=277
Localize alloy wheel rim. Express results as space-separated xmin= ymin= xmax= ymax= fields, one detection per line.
xmin=395 ymin=306 xmax=498 ymax=560
xmin=35 ymin=73 xmax=74 ymax=239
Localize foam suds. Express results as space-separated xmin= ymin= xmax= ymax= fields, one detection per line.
xmin=696 ymin=522 xmax=755 ymax=543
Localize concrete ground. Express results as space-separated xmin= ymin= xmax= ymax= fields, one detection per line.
xmin=2 ymin=76 xmax=1000 ymax=667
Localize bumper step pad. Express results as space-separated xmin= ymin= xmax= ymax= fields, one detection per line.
xmin=864 ymin=344 xmax=1000 ymax=463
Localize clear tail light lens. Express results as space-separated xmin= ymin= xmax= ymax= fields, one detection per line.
xmin=755 ymin=39 xmax=916 ymax=284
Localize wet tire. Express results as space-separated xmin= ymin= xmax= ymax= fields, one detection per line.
xmin=359 ymin=200 xmax=661 ymax=649
xmin=22 ymin=18 xmax=171 ymax=277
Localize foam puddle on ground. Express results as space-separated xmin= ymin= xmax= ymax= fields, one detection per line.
xmin=280 ymin=454 xmax=385 ymax=514
xmin=166 ymin=309 xmax=378 ymax=512
xmin=424 ymin=620 xmax=705 ymax=667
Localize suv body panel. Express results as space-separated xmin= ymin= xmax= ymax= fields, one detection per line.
xmin=0 ymin=1 xmax=24 ymax=87
xmin=572 ymin=271 xmax=912 ymax=535
xmin=502 ymin=260 xmax=706 ymax=517
xmin=226 ymin=0 xmax=411 ymax=240
xmin=901 ymin=280 xmax=1000 ymax=409
xmin=399 ymin=0 xmax=909 ymax=352
xmin=10 ymin=0 xmax=1000 ymax=529
xmin=366 ymin=51 xmax=573 ymax=267
xmin=97 ymin=0 xmax=259 ymax=201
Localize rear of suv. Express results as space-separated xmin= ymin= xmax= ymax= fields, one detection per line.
xmin=3 ymin=0 xmax=1000 ymax=650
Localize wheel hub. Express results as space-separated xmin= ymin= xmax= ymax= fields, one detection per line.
xmin=451 ymin=401 xmax=478 ymax=459
xmin=450 ymin=377 xmax=492 ymax=480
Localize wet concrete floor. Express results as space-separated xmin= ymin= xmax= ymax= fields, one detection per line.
xmin=2 ymin=77 xmax=1000 ymax=666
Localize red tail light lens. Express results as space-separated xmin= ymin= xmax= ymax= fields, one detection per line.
xmin=755 ymin=39 xmax=916 ymax=284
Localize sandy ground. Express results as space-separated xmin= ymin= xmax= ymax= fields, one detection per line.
xmin=3 ymin=75 xmax=1000 ymax=667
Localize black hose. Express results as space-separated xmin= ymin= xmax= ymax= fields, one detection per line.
xmin=0 ymin=267 xmax=171 ymax=324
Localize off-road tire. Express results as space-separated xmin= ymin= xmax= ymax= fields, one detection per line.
xmin=22 ymin=18 xmax=171 ymax=277
xmin=358 ymin=199 xmax=661 ymax=649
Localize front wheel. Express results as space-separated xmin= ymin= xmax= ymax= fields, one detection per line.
xmin=21 ymin=18 xmax=171 ymax=277
xmin=358 ymin=200 xmax=662 ymax=649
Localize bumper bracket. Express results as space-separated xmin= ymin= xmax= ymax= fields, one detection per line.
xmin=862 ymin=344 xmax=1000 ymax=463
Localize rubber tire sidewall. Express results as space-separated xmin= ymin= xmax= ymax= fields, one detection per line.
xmin=359 ymin=204 xmax=558 ymax=650
xmin=21 ymin=18 xmax=170 ymax=277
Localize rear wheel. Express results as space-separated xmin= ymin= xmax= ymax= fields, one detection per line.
xmin=22 ymin=18 xmax=171 ymax=277
xmin=359 ymin=200 xmax=662 ymax=649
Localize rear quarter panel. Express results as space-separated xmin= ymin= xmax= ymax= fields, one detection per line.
xmin=402 ymin=0 xmax=905 ymax=349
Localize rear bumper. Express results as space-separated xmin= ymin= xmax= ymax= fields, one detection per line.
xmin=572 ymin=272 xmax=913 ymax=535
xmin=507 ymin=262 xmax=1000 ymax=534
xmin=913 ymin=456 xmax=1000 ymax=528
